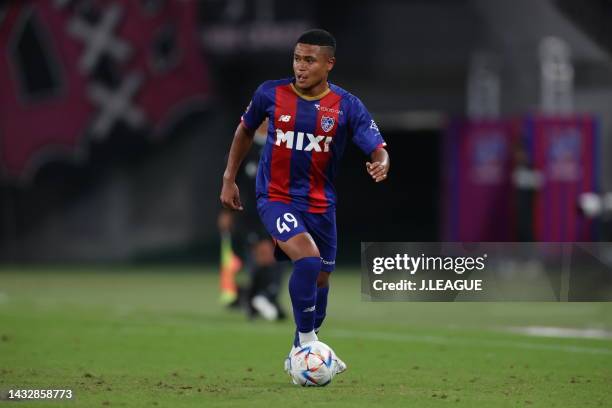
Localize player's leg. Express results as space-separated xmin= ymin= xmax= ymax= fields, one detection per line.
xmin=315 ymin=272 xmax=330 ymax=332
xmin=301 ymin=210 xmax=337 ymax=333
xmin=256 ymin=201 xmax=321 ymax=345
xmin=302 ymin=210 xmax=346 ymax=374
xmin=276 ymin=232 xmax=321 ymax=346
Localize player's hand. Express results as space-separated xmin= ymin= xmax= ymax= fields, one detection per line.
xmin=220 ymin=180 xmax=243 ymax=210
xmin=366 ymin=161 xmax=389 ymax=183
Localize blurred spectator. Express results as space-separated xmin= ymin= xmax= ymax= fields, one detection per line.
xmin=218 ymin=209 xmax=243 ymax=306
xmin=218 ymin=119 xmax=287 ymax=320
xmin=248 ymin=238 xmax=286 ymax=321
xmin=512 ymin=136 xmax=543 ymax=241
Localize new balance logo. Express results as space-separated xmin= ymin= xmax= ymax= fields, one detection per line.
xmin=303 ymin=305 xmax=316 ymax=313
xmin=278 ymin=115 xmax=292 ymax=122
xmin=275 ymin=129 xmax=333 ymax=152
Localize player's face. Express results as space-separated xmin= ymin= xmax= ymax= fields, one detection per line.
xmin=293 ymin=43 xmax=335 ymax=92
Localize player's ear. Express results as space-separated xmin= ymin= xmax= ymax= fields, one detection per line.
xmin=327 ymin=56 xmax=336 ymax=72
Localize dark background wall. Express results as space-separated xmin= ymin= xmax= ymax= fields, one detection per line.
xmin=1 ymin=0 xmax=611 ymax=263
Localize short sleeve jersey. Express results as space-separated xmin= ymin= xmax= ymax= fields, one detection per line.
xmin=241 ymin=78 xmax=386 ymax=213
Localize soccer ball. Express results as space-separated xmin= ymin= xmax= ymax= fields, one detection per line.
xmin=288 ymin=341 xmax=335 ymax=387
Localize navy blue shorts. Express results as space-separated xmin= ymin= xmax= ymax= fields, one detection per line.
xmin=257 ymin=200 xmax=337 ymax=272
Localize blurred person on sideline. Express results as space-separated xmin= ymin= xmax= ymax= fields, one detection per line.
xmin=218 ymin=119 xmax=287 ymax=320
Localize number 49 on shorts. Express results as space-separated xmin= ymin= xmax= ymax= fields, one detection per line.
xmin=276 ymin=212 xmax=298 ymax=234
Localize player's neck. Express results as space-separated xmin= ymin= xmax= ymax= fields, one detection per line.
xmin=292 ymin=80 xmax=330 ymax=100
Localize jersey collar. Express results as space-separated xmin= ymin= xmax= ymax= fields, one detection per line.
xmin=290 ymin=81 xmax=331 ymax=101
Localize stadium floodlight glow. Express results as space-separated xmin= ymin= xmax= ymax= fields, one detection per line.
xmin=579 ymin=192 xmax=603 ymax=218
xmin=578 ymin=192 xmax=612 ymax=218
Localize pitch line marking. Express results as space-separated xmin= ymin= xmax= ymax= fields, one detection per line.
xmin=326 ymin=329 xmax=612 ymax=355
xmin=506 ymin=326 xmax=612 ymax=340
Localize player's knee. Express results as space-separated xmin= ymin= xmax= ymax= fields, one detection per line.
xmin=316 ymin=271 xmax=330 ymax=288
xmin=300 ymin=237 xmax=320 ymax=259
xmin=283 ymin=232 xmax=320 ymax=259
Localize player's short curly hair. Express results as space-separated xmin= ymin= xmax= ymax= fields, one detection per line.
xmin=296 ymin=29 xmax=336 ymax=55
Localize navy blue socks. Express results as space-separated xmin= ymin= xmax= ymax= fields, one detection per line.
xmin=289 ymin=256 xmax=321 ymax=344
xmin=314 ymin=285 xmax=329 ymax=332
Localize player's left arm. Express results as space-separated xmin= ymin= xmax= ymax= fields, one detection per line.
xmin=348 ymin=95 xmax=389 ymax=182
xmin=366 ymin=146 xmax=390 ymax=183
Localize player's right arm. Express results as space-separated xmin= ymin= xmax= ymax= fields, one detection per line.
xmin=221 ymin=83 xmax=268 ymax=210
xmin=220 ymin=122 xmax=256 ymax=211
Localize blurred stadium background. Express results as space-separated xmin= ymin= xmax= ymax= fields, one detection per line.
xmin=1 ymin=0 xmax=612 ymax=263
xmin=1 ymin=0 xmax=612 ymax=405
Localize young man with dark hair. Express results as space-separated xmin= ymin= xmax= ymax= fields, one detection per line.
xmin=220 ymin=28 xmax=390 ymax=377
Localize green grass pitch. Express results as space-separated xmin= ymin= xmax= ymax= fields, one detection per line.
xmin=1 ymin=266 xmax=611 ymax=407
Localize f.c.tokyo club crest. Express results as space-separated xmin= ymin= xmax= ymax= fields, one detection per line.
xmin=321 ymin=116 xmax=335 ymax=132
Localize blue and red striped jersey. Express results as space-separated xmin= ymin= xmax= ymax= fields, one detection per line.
xmin=241 ymin=78 xmax=386 ymax=213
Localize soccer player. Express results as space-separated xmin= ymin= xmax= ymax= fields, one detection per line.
xmin=220 ymin=29 xmax=390 ymax=376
